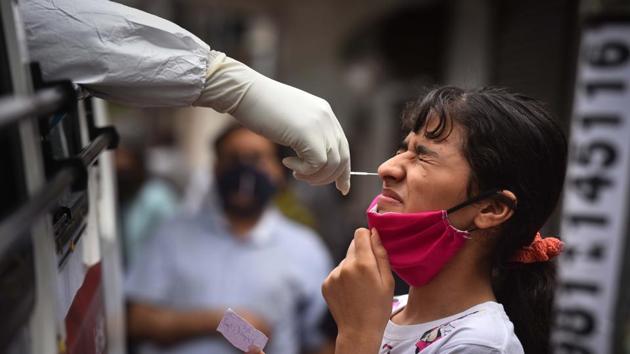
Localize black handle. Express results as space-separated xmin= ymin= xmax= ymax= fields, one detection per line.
xmin=0 ymin=127 xmax=118 ymax=257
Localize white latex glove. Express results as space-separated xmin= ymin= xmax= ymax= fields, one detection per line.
xmin=194 ymin=51 xmax=350 ymax=195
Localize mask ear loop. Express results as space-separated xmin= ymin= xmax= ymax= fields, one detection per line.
xmin=446 ymin=189 xmax=502 ymax=214
xmin=446 ymin=189 xmax=518 ymax=235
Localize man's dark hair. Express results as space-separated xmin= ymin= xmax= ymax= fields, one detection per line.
xmin=402 ymin=86 xmax=567 ymax=354
xmin=213 ymin=123 xmax=291 ymax=164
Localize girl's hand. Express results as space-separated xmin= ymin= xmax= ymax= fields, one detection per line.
xmin=321 ymin=228 xmax=394 ymax=352
xmin=246 ymin=347 xmax=264 ymax=354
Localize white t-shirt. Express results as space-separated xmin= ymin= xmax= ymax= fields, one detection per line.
xmin=380 ymin=295 xmax=524 ymax=354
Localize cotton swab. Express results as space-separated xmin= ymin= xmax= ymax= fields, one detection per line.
xmin=350 ymin=171 xmax=379 ymax=176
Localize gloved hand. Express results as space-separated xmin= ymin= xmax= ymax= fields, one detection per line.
xmin=194 ymin=51 xmax=351 ymax=195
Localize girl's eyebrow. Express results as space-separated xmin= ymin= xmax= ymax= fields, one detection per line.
xmin=397 ymin=139 xmax=439 ymax=157
xmin=415 ymin=144 xmax=439 ymax=157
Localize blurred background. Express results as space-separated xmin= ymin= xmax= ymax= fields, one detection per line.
xmin=101 ymin=0 xmax=630 ymax=352
xmin=112 ymin=0 xmax=584 ymax=265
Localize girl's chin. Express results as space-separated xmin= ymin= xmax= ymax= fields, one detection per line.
xmin=376 ymin=199 xmax=404 ymax=213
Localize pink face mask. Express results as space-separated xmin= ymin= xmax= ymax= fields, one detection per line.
xmin=366 ymin=190 xmax=502 ymax=287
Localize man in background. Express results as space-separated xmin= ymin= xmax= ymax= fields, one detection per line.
xmin=125 ymin=123 xmax=333 ymax=354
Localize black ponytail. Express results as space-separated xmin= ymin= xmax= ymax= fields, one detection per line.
xmin=403 ymin=86 xmax=568 ymax=354
xmin=493 ymin=262 xmax=557 ymax=353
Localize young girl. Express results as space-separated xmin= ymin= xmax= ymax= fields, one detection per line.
xmin=322 ymin=86 xmax=566 ymax=354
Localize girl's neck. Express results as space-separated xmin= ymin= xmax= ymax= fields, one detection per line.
xmin=391 ymin=260 xmax=496 ymax=325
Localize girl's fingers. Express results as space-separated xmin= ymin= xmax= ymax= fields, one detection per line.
xmin=247 ymin=346 xmax=264 ymax=354
xmin=353 ymin=227 xmax=373 ymax=260
xmin=370 ymin=228 xmax=393 ymax=287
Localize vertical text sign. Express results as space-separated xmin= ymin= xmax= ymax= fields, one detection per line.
xmin=553 ymin=18 xmax=630 ymax=354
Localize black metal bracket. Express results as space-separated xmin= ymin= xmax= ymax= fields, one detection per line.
xmin=30 ymin=62 xmax=78 ymax=136
xmin=56 ymin=128 xmax=118 ymax=192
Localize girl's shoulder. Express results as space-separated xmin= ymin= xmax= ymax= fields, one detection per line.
xmin=418 ymin=302 xmax=523 ymax=353
xmin=382 ymin=299 xmax=523 ymax=354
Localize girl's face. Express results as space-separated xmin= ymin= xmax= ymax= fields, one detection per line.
xmin=376 ymin=116 xmax=477 ymax=230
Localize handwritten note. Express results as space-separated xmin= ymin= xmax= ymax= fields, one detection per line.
xmin=217 ymin=308 xmax=268 ymax=352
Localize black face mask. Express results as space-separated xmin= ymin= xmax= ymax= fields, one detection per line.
xmin=216 ymin=163 xmax=278 ymax=218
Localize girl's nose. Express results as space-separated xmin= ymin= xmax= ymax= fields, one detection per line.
xmin=378 ymin=154 xmax=405 ymax=185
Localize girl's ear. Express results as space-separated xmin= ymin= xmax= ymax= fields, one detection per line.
xmin=473 ymin=190 xmax=516 ymax=230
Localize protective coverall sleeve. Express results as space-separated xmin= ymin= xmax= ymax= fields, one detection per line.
xmin=20 ymin=0 xmax=351 ymax=193
xmin=19 ymin=0 xmax=212 ymax=107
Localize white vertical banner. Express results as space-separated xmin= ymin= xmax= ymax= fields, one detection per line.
xmin=553 ymin=18 xmax=630 ymax=354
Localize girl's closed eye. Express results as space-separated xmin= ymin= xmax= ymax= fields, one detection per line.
xmin=412 ymin=144 xmax=439 ymax=164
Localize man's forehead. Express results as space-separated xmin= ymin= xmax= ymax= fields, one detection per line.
xmin=222 ymin=132 xmax=275 ymax=152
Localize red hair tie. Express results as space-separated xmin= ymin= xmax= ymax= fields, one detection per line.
xmin=510 ymin=232 xmax=564 ymax=263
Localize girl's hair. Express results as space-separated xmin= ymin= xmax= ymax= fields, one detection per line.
xmin=402 ymin=86 xmax=567 ymax=354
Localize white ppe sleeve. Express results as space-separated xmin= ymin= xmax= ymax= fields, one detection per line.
xmin=19 ymin=0 xmax=214 ymax=107
xmin=19 ymin=0 xmax=352 ymax=193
